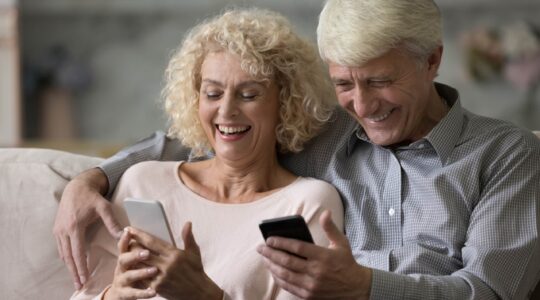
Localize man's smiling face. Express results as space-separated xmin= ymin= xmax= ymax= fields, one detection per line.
xmin=329 ymin=48 xmax=443 ymax=146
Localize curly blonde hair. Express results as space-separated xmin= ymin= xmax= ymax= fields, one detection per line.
xmin=162 ymin=8 xmax=335 ymax=156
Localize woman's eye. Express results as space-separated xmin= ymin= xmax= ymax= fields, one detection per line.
xmin=206 ymin=92 xmax=221 ymax=99
xmin=240 ymin=94 xmax=257 ymax=101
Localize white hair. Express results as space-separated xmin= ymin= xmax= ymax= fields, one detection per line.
xmin=317 ymin=0 xmax=442 ymax=66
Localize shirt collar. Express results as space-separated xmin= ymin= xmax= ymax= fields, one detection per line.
xmin=423 ymin=83 xmax=463 ymax=165
xmin=347 ymin=82 xmax=464 ymax=165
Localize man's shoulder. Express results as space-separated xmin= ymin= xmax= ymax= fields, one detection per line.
xmin=303 ymin=106 xmax=357 ymax=151
xmin=461 ymin=111 xmax=540 ymax=152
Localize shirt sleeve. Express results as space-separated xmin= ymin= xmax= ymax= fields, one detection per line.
xmin=99 ymin=131 xmax=191 ymax=197
xmin=369 ymin=140 xmax=540 ymax=300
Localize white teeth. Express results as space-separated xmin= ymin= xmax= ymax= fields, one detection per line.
xmin=368 ymin=110 xmax=392 ymax=122
xmin=217 ymin=125 xmax=250 ymax=134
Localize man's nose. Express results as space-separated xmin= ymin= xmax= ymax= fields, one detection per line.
xmin=350 ymin=87 xmax=378 ymax=118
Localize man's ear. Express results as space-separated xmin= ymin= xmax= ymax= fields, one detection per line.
xmin=427 ymin=45 xmax=443 ymax=78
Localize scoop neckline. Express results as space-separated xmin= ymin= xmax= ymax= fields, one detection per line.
xmin=173 ymin=161 xmax=302 ymax=207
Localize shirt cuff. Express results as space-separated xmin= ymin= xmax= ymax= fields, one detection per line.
xmin=98 ymin=152 xmax=132 ymax=199
xmin=98 ymin=131 xmax=168 ymax=198
xmin=369 ymin=268 xmax=405 ymax=300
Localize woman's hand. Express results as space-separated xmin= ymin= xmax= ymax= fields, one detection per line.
xmin=105 ymin=229 xmax=158 ymax=300
xmin=127 ymin=223 xmax=224 ymax=300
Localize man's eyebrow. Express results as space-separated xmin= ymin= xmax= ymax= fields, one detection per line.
xmin=331 ymin=77 xmax=350 ymax=83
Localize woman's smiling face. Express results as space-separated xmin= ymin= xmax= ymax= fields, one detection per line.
xmin=198 ymin=51 xmax=281 ymax=162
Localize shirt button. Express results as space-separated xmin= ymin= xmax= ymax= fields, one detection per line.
xmin=388 ymin=208 xmax=395 ymax=216
xmin=418 ymin=144 xmax=425 ymax=149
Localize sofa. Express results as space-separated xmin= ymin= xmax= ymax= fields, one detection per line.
xmin=1 ymin=132 xmax=540 ymax=299
xmin=0 ymin=148 xmax=103 ymax=299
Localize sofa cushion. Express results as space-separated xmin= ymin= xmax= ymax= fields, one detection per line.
xmin=0 ymin=148 xmax=103 ymax=300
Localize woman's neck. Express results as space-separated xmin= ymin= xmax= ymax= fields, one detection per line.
xmin=180 ymin=154 xmax=296 ymax=204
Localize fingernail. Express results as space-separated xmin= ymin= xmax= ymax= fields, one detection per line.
xmin=80 ymin=275 xmax=86 ymax=284
xmin=74 ymin=282 xmax=82 ymax=290
xmin=123 ymin=227 xmax=130 ymax=234
xmin=146 ymin=267 xmax=157 ymax=274
xmin=146 ymin=287 xmax=156 ymax=296
xmin=139 ymin=249 xmax=150 ymax=258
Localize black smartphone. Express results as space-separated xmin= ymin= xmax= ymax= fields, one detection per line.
xmin=259 ymin=215 xmax=314 ymax=243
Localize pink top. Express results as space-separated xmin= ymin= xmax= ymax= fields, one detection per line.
xmin=71 ymin=161 xmax=344 ymax=300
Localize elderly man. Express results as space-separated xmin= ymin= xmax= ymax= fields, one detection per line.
xmin=54 ymin=0 xmax=540 ymax=299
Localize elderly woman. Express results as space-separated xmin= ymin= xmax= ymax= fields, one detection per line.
xmin=71 ymin=8 xmax=343 ymax=300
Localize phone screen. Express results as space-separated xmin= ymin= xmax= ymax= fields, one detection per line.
xmin=259 ymin=215 xmax=314 ymax=243
xmin=123 ymin=197 xmax=176 ymax=247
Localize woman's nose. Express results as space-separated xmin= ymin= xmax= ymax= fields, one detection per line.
xmin=218 ymin=93 xmax=239 ymax=117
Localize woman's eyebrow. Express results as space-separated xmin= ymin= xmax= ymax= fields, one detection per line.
xmin=201 ymin=78 xmax=266 ymax=88
xmin=201 ymin=78 xmax=223 ymax=86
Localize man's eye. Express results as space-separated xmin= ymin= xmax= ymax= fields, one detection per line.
xmin=368 ymin=80 xmax=391 ymax=88
xmin=334 ymin=82 xmax=353 ymax=91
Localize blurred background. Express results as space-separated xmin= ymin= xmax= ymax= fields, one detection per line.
xmin=1 ymin=0 xmax=539 ymax=157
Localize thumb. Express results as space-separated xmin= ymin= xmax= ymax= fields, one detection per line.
xmin=97 ymin=202 xmax=123 ymax=240
xmin=320 ymin=210 xmax=348 ymax=249
xmin=182 ymin=222 xmax=200 ymax=255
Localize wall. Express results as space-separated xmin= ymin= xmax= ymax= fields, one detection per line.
xmin=17 ymin=0 xmax=540 ymax=146
xmin=0 ymin=3 xmax=20 ymax=146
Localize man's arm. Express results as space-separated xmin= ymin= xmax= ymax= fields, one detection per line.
xmin=100 ymin=131 xmax=190 ymax=196
xmin=258 ymin=210 xmax=372 ymax=299
xmin=259 ymin=136 xmax=540 ymax=299
xmin=53 ymin=131 xmax=190 ymax=290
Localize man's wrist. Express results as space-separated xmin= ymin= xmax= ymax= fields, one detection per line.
xmin=358 ymin=266 xmax=372 ymax=300
xmin=73 ymin=167 xmax=110 ymax=196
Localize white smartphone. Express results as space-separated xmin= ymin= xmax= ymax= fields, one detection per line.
xmin=123 ymin=197 xmax=176 ymax=247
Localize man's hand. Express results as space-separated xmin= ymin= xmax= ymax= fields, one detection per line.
xmin=53 ymin=168 xmax=122 ymax=290
xmin=257 ymin=210 xmax=372 ymax=299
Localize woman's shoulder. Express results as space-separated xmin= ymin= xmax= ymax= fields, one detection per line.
xmin=113 ymin=161 xmax=184 ymax=202
xmin=121 ymin=160 xmax=182 ymax=185
xmin=286 ymin=177 xmax=344 ymax=230
xmin=290 ymin=177 xmax=342 ymax=205
xmin=294 ymin=177 xmax=337 ymax=191
xmin=124 ymin=160 xmax=180 ymax=175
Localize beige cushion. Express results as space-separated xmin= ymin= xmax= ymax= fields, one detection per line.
xmin=0 ymin=148 xmax=103 ymax=300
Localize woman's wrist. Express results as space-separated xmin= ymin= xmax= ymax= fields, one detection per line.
xmin=100 ymin=285 xmax=113 ymax=300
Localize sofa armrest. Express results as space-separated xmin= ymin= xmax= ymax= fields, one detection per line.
xmin=0 ymin=148 xmax=103 ymax=299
